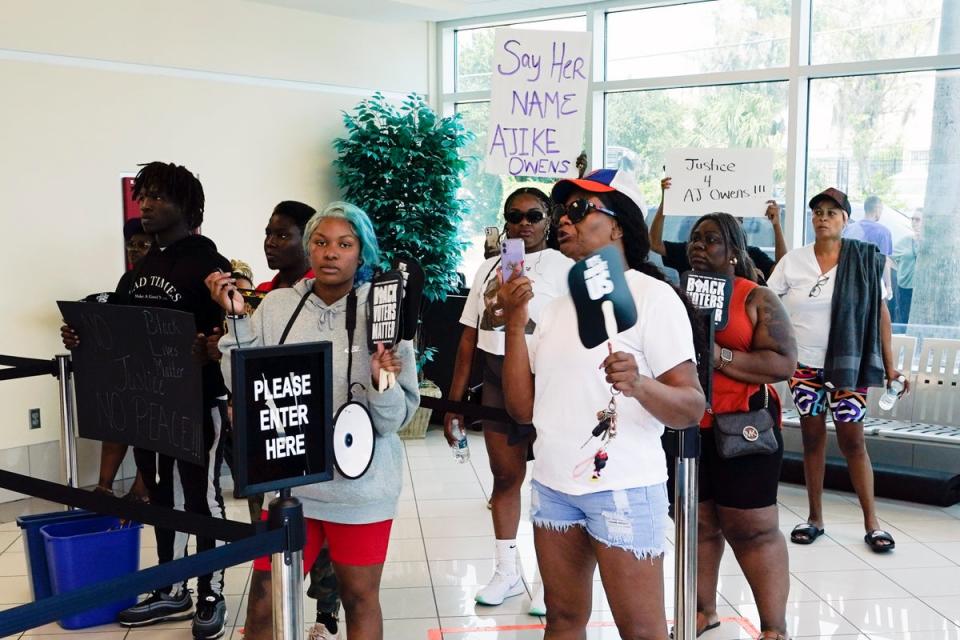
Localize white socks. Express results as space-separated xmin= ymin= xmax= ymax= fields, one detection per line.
xmin=495 ymin=539 xmax=519 ymax=577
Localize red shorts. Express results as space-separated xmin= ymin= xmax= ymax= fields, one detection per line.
xmin=253 ymin=514 xmax=392 ymax=572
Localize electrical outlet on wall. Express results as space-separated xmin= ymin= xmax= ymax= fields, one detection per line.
xmin=29 ymin=408 xmax=41 ymax=429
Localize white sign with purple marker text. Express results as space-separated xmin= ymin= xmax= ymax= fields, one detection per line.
xmin=663 ymin=148 xmax=774 ymax=217
xmin=485 ymin=28 xmax=592 ymax=179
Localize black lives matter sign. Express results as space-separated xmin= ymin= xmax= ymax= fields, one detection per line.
xmin=57 ymin=301 xmax=204 ymax=465
xmin=681 ymin=271 xmax=733 ymax=331
xmin=231 ymin=341 xmax=333 ymax=497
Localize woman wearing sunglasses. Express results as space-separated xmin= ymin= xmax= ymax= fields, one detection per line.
xmin=767 ymin=188 xmax=908 ymax=553
xmin=444 ymin=187 xmax=573 ymax=614
xmin=498 ymin=170 xmax=705 ymax=639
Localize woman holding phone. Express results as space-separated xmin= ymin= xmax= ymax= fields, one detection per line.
xmin=210 ymin=202 xmax=419 ymax=640
xmin=444 ymin=187 xmax=572 ymax=613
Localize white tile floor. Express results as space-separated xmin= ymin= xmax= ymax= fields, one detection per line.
xmin=1 ymin=427 xmax=959 ymax=639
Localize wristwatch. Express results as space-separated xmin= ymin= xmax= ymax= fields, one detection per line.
xmin=716 ymin=348 xmax=734 ymax=370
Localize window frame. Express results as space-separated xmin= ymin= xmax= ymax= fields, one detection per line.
xmin=436 ymin=0 xmax=960 ymax=252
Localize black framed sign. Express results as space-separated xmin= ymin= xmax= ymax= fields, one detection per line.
xmin=231 ymin=341 xmax=333 ymax=497
xmin=57 ymin=301 xmax=204 ymax=465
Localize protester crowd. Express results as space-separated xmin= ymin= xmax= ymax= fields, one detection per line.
xmin=59 ymin=160 xmax=907 ymax=640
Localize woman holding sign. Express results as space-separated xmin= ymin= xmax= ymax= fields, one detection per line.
xmin=768 ymin=188 xmax=907 ymax=554
xmin=499 ymin=169 xmax=705 ymax=640
xmin=443 ymin=187 xmax=572 ymax=613
xmin=210 ymin=202 xmax=419 ymax=640
xmin=683 ymin=213 xmax=797 ymax=640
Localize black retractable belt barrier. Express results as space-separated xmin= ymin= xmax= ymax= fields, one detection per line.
xmin=417 ymin=395 xmax=512 ymax=424
xmin=0 ymin=355 xmax=59 ymax=381
xmin=0 ymin=528 xmax=285 ymax=637
xmin=0 ymin=470 xmax=258 ymax=542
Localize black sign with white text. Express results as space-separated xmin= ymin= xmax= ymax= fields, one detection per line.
xmin=230 ymin=341 xmax=333 ymax=497
xmin=367 ymin=271 xmax=404 ymax=351
xmin=57 ymin=301 xmax=204 ymax=465
xmin=681 ymin=271 xmax=733 ymax=331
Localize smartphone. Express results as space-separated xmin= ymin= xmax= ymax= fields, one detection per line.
xmin=501 ymin=238 xmax=525 ymax=281
xmin=484 ymin=226 xmax=501 ymax=258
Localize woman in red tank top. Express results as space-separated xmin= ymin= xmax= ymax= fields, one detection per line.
xmin=683 ymin=213 xmax=798 ymax=640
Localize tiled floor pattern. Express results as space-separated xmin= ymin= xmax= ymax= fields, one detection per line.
xmin=0 ymin=428 xmax=958 ymax=639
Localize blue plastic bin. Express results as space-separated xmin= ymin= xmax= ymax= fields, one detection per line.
xmin=16 ymin=510 xmax=100 ymax=601
xmin=41 ymin=516 xmax=142 ymax=629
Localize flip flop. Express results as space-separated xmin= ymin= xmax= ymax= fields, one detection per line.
xmin=864 ymin=529 xmax=896 ymax=553
xmin=790 ymin=522 xmax=825 ymax=545
xmin=669 ymin=619 xmax=721 ymax=638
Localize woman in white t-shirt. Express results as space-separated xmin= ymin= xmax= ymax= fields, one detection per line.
xmin=767 ymin=187 xmax=908 ymax=554
xmin=443 ymin=187 xmax=573 ymax=612
xmin=498 ymin=170 xmax=705 ymax=639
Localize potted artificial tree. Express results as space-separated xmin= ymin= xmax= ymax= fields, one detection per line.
xmin=334 ymin=92 xmax=473 ymax=438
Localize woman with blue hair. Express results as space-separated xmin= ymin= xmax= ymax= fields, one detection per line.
xmin=207 ymin=201 xmax=420 ymax=640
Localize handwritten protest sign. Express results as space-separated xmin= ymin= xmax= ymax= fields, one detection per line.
xmin=663 ymin=148 xmax=773 ymax=217
xmin=57 ymin=301 xmax=203 ymax=465
xmin=485 ymin=28 xmax=592 ymax=178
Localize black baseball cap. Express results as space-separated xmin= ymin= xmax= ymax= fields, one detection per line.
xmin=123 ymin=218 xmax=146 ymax=241
xmin=808 ymin=187 xmax=851 ymax=215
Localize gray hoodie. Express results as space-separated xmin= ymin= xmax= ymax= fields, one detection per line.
xmin=219 ymin=279 xmax=419 ymax=524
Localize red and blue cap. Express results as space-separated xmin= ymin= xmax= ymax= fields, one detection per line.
xmin=551 ymin=169 xmax=647 ymax=216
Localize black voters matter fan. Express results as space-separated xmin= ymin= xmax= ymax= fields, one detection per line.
xmin=681 ymin=271 xmax=733 ymax=331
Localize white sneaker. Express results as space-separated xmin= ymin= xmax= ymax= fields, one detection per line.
xmin=528 ymin=582 xmax=546 ymax=616
xmin=307 ymin=622 xmax=342 ymax=640
xmin=475 ymin=571 xmax=524 ymax=606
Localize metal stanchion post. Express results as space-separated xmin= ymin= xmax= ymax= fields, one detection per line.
xmin=672 ymin=427 xmax=700 ymax=640
xmin=55 ymin=354 xmax=79 ymax=497
xmin=269 ymin=490 xmax=305 ymax=640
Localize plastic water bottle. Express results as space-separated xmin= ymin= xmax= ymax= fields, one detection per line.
xmin=451 ymin=419 xmax=470 ymax=463
xmin=878 ymin=376 xmax=906 ymax=411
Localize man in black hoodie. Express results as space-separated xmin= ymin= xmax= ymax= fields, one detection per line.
xmin=61 ymin=162 xmax=231 ymax=640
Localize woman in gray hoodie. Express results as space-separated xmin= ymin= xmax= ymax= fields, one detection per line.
xmin=208 ymin=201 xmax=419 ymax=640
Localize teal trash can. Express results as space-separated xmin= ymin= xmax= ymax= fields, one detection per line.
xmin=17 ymin=510 xmax=100 ymax=601
xmin=41 ymin=516 xmax=142 ymax=629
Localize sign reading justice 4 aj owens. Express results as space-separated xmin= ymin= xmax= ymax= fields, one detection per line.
xmin=485 ymin=28 xmax=592 ymax=178
xmin=57 ymin=301 xmax=204 ymax=465
xmin=663 ymin=148 xmax=774 ymax=218
xmin=230 ymin=342 xmax=333 ymax=497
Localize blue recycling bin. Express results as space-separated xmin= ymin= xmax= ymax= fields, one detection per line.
xmin=41 ymin=516 xmax=142 ymax=629
xmin=16 ymin=510 xmax=100 ymax=601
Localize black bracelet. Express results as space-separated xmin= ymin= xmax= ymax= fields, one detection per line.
xmin=225 ymin=313 xmax=246 ymax=320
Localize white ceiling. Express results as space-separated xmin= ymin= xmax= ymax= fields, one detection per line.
xmin=248 ymin=0 xmax=589 ymax=22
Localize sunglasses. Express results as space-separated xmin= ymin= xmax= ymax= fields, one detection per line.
xmin=504 ymin=208 xmax=546 ymax=225
xmin=551 ymin=199 xmax=618 ymax=226
xmin=125 ymin=240 xmax=153 ymax=250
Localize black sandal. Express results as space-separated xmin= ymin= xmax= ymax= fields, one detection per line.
xmin=790 ymin=522 xmax=825 ymax=545
xmin=864 ymin=529 xmax=895 ymax=553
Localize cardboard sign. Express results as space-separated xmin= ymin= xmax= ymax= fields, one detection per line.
xmin=394 ymin=257 xmax=424 ymax=342
xmin=230 ymin=341 xmax=333 ymax=497
xmin=485 ymin=27 xmax=592 ymax=178
xmin=57 ymin=301 xmax=204 ymax=465
xmin=367 ymin=271 xmax=404 ymax=351
xmin=681 ymin=271 xmax=734 ymax=330
xmin=663 ymin=148 xmax=773 ymax=217
xmin=567 ymin=246 xmax=638 ymax=349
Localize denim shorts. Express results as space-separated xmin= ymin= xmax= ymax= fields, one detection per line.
xmin=530 ymin=479 xmax=669 ymax=559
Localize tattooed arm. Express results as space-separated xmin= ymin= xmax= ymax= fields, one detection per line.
xmin=713 ymin=286 xmax=798 ymax=384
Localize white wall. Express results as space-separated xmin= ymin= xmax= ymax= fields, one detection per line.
xmin=0 ymin=0 xmax=429 ymax=455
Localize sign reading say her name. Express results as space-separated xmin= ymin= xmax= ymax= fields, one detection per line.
xmin=57 ymin=301 xmax=203 ymax=465
xmin=681 ymin=271 xmax=734 ymax=331
xmin=230 ymin=342 xmax=333 ymax=497
xmin=663 ymin=148 xmax=773 ymax=217
xmin=485 ymin=28 xmax=592 ymax=178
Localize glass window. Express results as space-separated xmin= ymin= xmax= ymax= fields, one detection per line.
xmin=604 ymin=82 xmax=789 ymax=256
xmin=811 ymin=0 xmax=959 ymax=64
xmin=455 ymin=16 xmax=587 ymax=92
xmin=455 ymin=102 xmax=557 ymax=282
xmin=606 ymin=0 xmax=790 ymax=81
xmin=805 ymin=69 xmax=960 ymax=330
